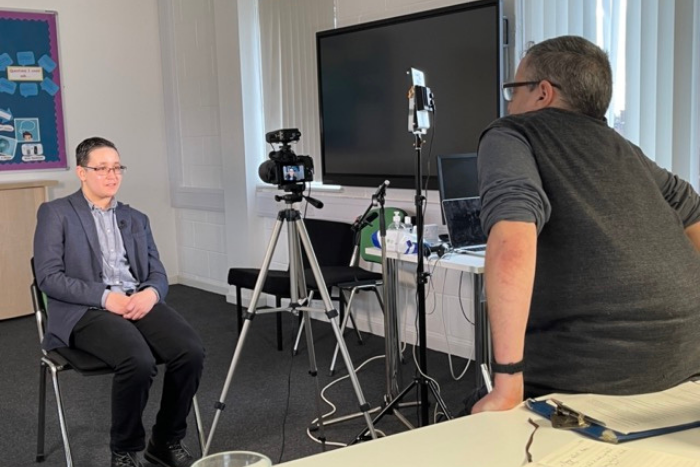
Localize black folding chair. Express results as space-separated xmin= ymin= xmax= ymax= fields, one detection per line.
xmin=31 ymin=260 xmax=204 ymax=467
xmin=289 ymin=219 xmax=385 ymax=372
xmin=228 ymin=218 xmax=384 ymax=358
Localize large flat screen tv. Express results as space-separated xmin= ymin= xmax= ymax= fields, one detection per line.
xmin=316 ymin=0 xmax=503 ymax=189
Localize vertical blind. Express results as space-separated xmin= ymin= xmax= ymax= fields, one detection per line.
xmin=257 ymin=0 xmax=335 ymax=176
xmin=516 ymin=0 xmax=699 ymax=186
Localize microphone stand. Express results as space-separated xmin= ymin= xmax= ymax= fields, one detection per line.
xmin=343 ymin=181 xmax=404 ymax=399
xmin=373 ymin=185 xmax=403 ymax=402
xmin=317 ymin=182 xmax=414 ymax=438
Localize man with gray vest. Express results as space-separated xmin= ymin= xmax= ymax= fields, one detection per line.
xmin=472 ymin=36 xmax=700 ymax=413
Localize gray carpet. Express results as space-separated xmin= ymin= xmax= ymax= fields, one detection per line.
xmin=0 ymin=285 xmax=475 ymax=466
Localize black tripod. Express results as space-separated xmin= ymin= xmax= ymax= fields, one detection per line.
xmin=204 ymin=184 xmax=377 ymax=455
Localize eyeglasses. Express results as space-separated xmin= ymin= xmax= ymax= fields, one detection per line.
xmin=502 ymin=80 xmax=562 ymax=102
xmin=82 ymin=165 xmax=127 ymax=176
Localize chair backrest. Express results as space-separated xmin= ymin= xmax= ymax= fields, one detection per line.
xmin=30 ymin=258 xmax=49 ymax=352
xmin=301 ymin=219 xmax=354 ymax=268
xmin=360 ymin=207 xmax=408 ymax=264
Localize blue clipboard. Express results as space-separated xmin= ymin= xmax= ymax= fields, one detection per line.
xmin=526 ymin=398 xmax=700 ymax=444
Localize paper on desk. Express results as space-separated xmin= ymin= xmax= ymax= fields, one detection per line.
xmin=544 ymin=381 xmax=700 ymax=434
xmin=533 ymin=439 xmax=700 ymax=467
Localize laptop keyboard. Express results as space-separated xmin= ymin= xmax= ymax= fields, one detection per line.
xmin=455 ymin=245 xmax=486 ymax=254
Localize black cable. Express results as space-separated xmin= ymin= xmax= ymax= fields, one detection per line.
xmin=277 ymin=347 xmax=296 ymax=464
xmin=303 ymin=182 xmax=312 ymax=219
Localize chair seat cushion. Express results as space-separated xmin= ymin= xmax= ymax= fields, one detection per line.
xmin=228 ymin=268 xmax=292 ymax=296
xmin=52 ymin=347 xmax=112 ymax=374
xmin=305 ymin=266 xmax=382 ymax=290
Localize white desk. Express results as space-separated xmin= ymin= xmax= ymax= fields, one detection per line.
xmin=367 ymin=247 xmax=489 ymax=388
xmin=277 ymin=405 xmax=700 ymax=466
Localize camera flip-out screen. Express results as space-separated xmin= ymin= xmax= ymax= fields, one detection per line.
xmin=281 ymin=165 xmax=305 ymax=184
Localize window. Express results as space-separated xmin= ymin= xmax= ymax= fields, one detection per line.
xmin=516 ymin=0 xmax=700 ymax=186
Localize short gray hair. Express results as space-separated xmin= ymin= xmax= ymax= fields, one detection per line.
xmin=524 ymin=36 xmax=612 ymax=119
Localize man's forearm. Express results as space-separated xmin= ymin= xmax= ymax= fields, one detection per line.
xmin=485 ymin=221 xmax=537 ymax=383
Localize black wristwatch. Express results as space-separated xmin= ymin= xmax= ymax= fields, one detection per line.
xmin=491 ymin=359 xmax=524 ymax=374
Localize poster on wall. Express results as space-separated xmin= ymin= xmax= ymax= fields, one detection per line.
xmin=0 ymin=9 xmax=67 ymax=171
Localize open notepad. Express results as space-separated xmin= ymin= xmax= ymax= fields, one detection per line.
xmin=531 ymin=439 xmax=700 ymax=467
xmin=526 ymin=381 xmax=700 ymax=442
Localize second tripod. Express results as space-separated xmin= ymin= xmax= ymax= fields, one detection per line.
xmin=203 ymin=185 xmax=377 ymax=455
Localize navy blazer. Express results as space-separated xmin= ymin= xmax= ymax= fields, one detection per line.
xmin=33 ymin=189 xmax=168 ymax=350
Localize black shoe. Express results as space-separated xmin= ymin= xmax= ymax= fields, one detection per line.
xmin=111 ymin=450 xmax=144 ymax=467
xmin=144 ymin=439 xmax=197 ymax=467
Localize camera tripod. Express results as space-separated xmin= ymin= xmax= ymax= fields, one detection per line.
xmin=203 ymin=184 xmax=377 ymax=455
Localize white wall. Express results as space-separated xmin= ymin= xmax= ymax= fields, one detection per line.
xmin=0 ymin=0 xmax=178 ymax=277
xmin=159 ymin=0 xmax=265 ymax=294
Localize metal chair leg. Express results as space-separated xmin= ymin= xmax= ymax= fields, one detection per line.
xmin=343 ymin=288 xmax=364 ymax=344
xmin=46 ymin=361 xmax=73 ymax=467
xmin=37 ymin=362 xmax=47 ymax=462
xmin=235 ymin=286 xmax=244 ymax=334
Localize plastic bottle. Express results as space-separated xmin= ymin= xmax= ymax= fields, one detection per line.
xmin=390 ymin=211 xmax=403 ymax=230
xmin=403 ymin=216 xmax=413 ymax=235
xmin=385 ymin=211 xmax=405 ymax=252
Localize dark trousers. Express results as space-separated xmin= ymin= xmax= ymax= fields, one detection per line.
xmin=70 ymin=303 xmax=205 ymax=452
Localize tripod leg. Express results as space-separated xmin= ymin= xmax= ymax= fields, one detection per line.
xmin=285 ymin=217 xmax=330 ymax=450
xmin=301 ymin=309 xmax=328 ymax=450
xmin=328 ymin=288 xmax=356 ymax=375
xmin=427 ymin=378 xmax=452 ymax=421
xmin=351 ymin=379 xmax=419 ymax=444
xmin=294 ymin=218 xmax=377 ymax=440
xmin=204 ymin=216 xmax=286 ymax=456
xmin=293 ymin=314 xmax=304 ymax=355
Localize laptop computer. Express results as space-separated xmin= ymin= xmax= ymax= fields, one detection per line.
xmin=442 ymin=197 xmax=487 ymax=256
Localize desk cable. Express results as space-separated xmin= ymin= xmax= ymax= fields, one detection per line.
xmin=424 ymin=254 xmax=473 ymax=381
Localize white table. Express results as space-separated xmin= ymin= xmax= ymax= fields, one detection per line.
xmin=277 ymin=404 xmax=700 ymax=466
xmin=366 ymin=247 xmax=489 ymax=388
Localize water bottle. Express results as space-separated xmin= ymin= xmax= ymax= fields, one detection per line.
xmin=403 ymin=216 xmax=419 ymax=253
xmin=384 ymin=211 xmax=403 ymax=252
xmin=403 ymin=216 xmax=414 ymax=235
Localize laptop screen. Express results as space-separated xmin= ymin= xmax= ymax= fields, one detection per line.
xmin=437 ymin=154 xmax=479 ymax=202
xmin=442 ymin=197 xmax=487 ymax=249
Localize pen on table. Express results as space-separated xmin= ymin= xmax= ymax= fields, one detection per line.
xmin=480 ymin=363 xmax=493 ymax=393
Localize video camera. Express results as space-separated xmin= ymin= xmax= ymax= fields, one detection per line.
xmin=258 ymin=128 xmax=314 ymax=187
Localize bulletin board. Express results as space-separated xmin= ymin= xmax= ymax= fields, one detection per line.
xmin=0 ymin=9 xmax=67 ymax=171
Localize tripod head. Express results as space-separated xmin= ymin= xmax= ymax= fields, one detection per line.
xmin=274 ymin=183 xmax=324 ymax=209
